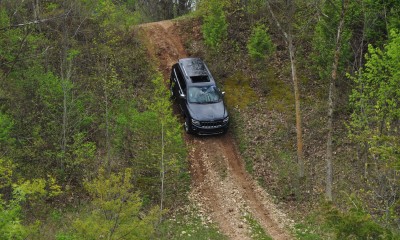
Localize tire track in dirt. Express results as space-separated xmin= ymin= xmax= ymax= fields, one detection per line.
xmin=137 ymin=20 xmax=293 ymax=240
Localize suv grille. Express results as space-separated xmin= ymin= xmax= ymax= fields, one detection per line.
xmin=200 ymin=120 xmax=224 ymax=128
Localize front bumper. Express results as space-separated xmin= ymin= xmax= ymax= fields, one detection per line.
xmin=190 ymin=120 xmax=229 ymax=135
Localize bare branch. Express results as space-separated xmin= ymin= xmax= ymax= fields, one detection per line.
xmin=0 ymin=10 xmax=71 ymax=31
xmin=265 ymin=0 xmax=288 ymax=42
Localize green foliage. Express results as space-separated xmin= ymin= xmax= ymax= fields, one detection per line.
xmin=247 ymin=24 xmax=275 ymax=60
xmin=37 ymin=71 xmax=64 ymax=109
xmin=84 ymin=0 xmax=142 ymax=32
xmin=0 ymin=167 xmax=61 ymax=240
xmin=0 ymin=1 xmax=184 ymax=239
xmin=0 ymin=8 xmax=22 ymax=66
xmin=55 ymin=233 xmax=75 ymax=240
xmin=312 ymin=0 xmax=400 ymax=81
xmin=157 ymin=208 xmax=228 ymax=240
xmin=0 ymin=112 xmax=15 ymax=150
xmin=348 ymin=30 xmax=400 ymax=229
xmin=224 ymin=72 xmax=258 ymax=109
xmin=201 ymin=0 xmax=228 ymax=51
xmin=149 ymin=74 xmax=188 ymax=205
xmin=0 ymin=159 xmax=13 ymax=189
xmin=244 ymin=0 xmax=267 ymax=15
xmin=72 ymin=168 xmax=160 ymax=240
xmin=0 ymin=8 xmax=9 ymax=27
xmin=149 ymin=75 xmax=184 ymax=156
xmin=324 ymin=201 xmax=393 ymax=239
xmin=111 ymin=74 xmax=188 ymax=207
xmin=244 ymin=213 xmax=272 ymax=240
xmin=349 ymin=29 xmax=400 ymax=167
xmin=294 ymin=223 xmax=323 ymax=240
xmin=63 ymin=133 xmax=96 ymax=185
xmin=265 ymin=79 xmax=294 ymax=114
xmin=0 ymin=197 xmax=32 ymax=240
xmin=361 ymin=0 xmax=400 ymax=46
xmin=311 ymin=0 xmax=352 ymax=81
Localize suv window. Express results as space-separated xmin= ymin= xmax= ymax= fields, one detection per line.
xmin=188 ymin=86 xmax=222 ymax=104
xmin=190 ymin=75 xmax=210 ymax=83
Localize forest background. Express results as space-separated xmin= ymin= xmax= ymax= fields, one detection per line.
xmin=0 ymin=0 xmax=399 ymax=239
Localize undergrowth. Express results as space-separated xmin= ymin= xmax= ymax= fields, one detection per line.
xmin=224 ymin=72 xmax=258 ymax=109
xmin=243 ymin=213 xmax=273 ymax=240
xmin=157 ymin=207 xmax=228 ymax=240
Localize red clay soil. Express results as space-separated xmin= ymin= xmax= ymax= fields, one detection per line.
xmin=137 ymin=20 xmax=293 ymax=240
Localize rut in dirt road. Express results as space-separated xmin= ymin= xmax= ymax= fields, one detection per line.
xmin=138 ymin=20 xmax=293 ymax=240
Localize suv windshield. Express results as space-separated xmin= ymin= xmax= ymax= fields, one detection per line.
xmin=188 ymin=85 xmax=222 ymax=104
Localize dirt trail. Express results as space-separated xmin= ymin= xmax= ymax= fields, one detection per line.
xmin=137 ymin=20 xmax=293 ymax=240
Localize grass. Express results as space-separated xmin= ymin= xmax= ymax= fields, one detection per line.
xmin=223 ymin=72 xmax=258 ymax=109
xmin=214 ymin=154 xmax=228 ymax=179
xmin=291 ymin=203 xmax=340 ymax=240
xmin=27 ymin=201 xmax=86 ymax=240
xmin=157 ymin=207 xmax=228 ymax=240
xmin=294 ymin=223 xmax=324 ymax=240
xmin=228 ymin=107 xmax=254 ymax=174
xmin=243 ymin=213 xmax=273 ymax=240
xmin=264 ymin=78 xmax=294 ymax=115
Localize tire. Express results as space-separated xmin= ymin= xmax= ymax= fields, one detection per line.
xmin=221 ymin=128 xmax=228 ymax=135
xmin=184 ymin=117 xmax=193 ymax=134
xmin=169 ymin=86 xmax=175 ymax=100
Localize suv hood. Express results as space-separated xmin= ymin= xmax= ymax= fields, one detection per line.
xmin=187 ymin=101 xmax=227 ymax=121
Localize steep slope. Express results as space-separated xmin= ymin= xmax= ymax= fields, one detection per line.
xmin=137 ymin=20 xmax=293 ymax=240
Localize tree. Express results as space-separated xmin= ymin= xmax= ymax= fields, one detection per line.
xmin=202 ymin=0 xmax=228 ymax=51
xmin=0 ymin=159 xmax=61 ymax=240
xmin=349 ymin=28 xmax=400 ymax=225
xmin=266 ymin=0 xmax=305 ymax=179
xmin=247 ymin=23 xmax=275 ymax=61
xmin=135 ymin=0 xmax=193 ymax=21
xmin=0 ymin=112 xmax=15 ymax=157
xmin=149 ymin=74 xmax=184 ymax=219
xmin=324 ymin=198 xmax=393 ymax=239
xmin=324 ymin=0 xmax=347 ymax=202
xmin=73 ymin=168 xmax=160 ymax=240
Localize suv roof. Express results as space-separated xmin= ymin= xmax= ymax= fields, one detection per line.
xmin=178 ymin=58 xmax=215 ymax=86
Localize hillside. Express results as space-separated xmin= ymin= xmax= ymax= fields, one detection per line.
xmin=1 ymin=1 xmax=399 ymax=239
xmin=138 ymin=20 xmax=292 ymax=240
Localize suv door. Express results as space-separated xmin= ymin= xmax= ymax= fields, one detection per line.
xmin=170 ymin=65 xmax=187 ymax=114
xmin=170 ymin=65 xmax=178 ymax=98
xmin=176 ymin=66 xmax=187 ymax=114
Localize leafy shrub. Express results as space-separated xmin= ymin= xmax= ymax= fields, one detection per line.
xmin=324 ymin=202 xmax=394 ymax=239
xmin=247 ymin=24 xmax=275 ymax=60
xmin=0 ymin=112 xmax=15 ymax=148
xmin=0 ymin=169 xmax=60 ymax=240
xmin=72 ymin=168 xmax=160 ymax=240
xmin=201 ymin=0 xmax=228 ymax=50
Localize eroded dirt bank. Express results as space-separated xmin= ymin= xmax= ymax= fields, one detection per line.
xmin=137 ymin=20 xmax=293 ymax=240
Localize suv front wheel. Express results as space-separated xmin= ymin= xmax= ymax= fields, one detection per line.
xmin=184 ymin=117 xmax=193 ymax=134
xmin=169 ymin=85 xmax=175 ymax=100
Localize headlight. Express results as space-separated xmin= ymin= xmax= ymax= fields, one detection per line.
xmin=191 ymin=119 xmax=200 ymax=126
xmin=223 ymin=116 xmax=229 ymax=124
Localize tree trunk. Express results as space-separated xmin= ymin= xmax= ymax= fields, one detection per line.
xmin=288 ymin=33 xmax=304 ymax=178
xmin=326 ymin=73 xmax=334 ymax=201
xmin=266 ymin=0 xmax=305 ymax=178
xmin=104 ymin=72 xmax=111 ymax=173
xmin=326 ymin=0 xmax=345 ymax=201
xmin=160 ymin=122 xmax=165 ymax=223
xmin=60 ymin=0 xmax=69 ymax=171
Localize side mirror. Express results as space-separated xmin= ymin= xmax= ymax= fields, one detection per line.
xmin=180 ymin=93 xmax=186 ymax=99
xmin=221 ymin=91 xmax=225 ymax=96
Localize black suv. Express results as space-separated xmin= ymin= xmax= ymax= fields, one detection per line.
xmin=169 ymin=58 xmax=229 ymax=135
